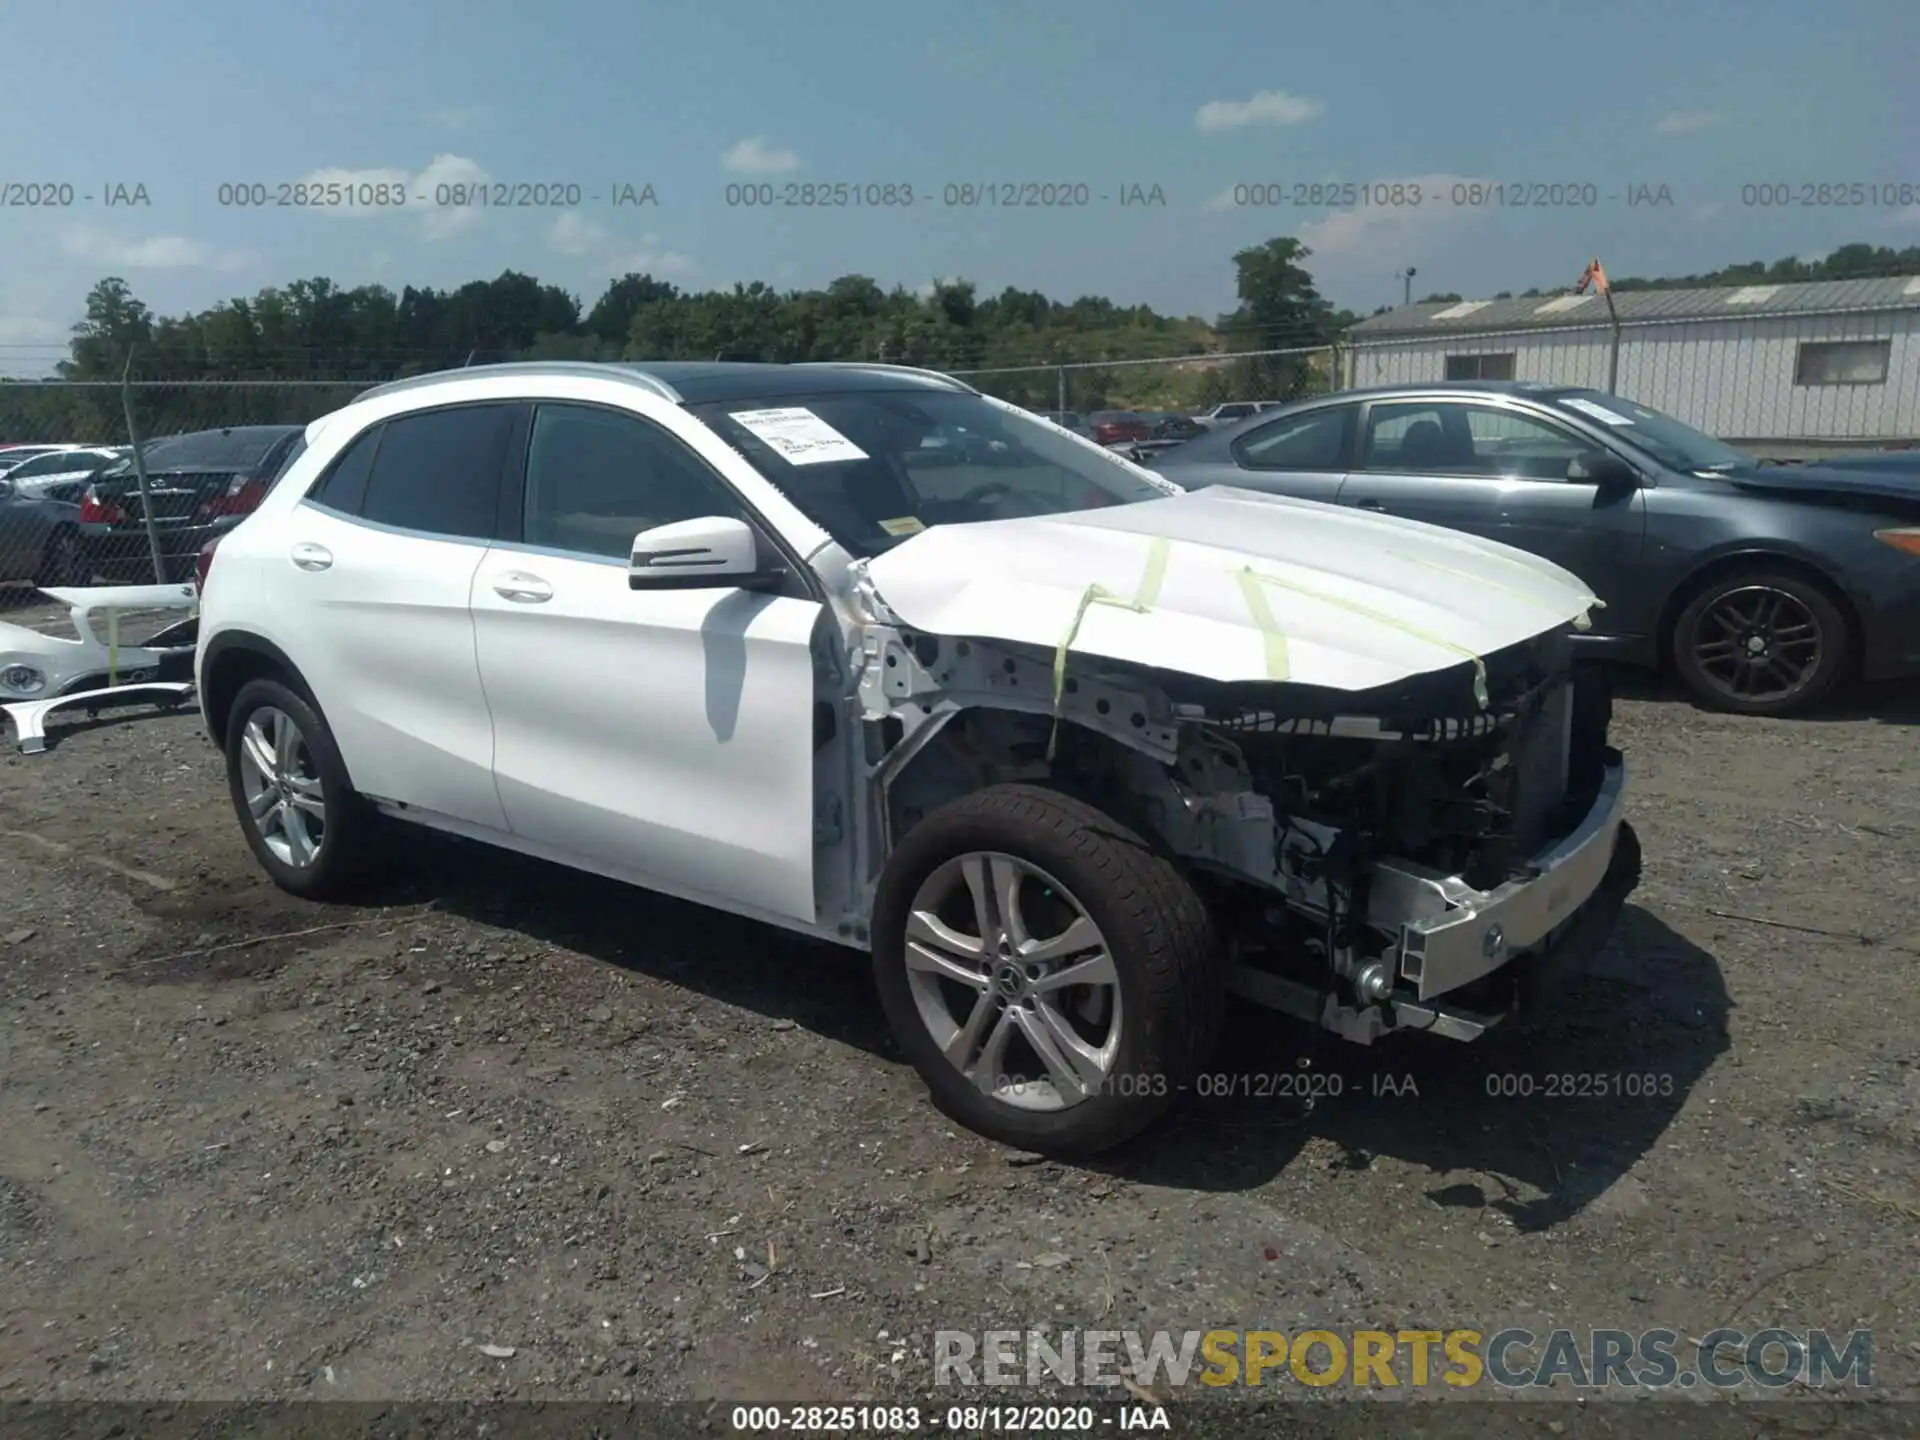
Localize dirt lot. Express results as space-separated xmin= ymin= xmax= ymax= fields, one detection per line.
xmin=3 ymin=587 xmax=1918 ymax=1427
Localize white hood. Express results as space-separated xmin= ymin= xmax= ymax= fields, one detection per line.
xmin=860 ymin=486 xmax=1599 ymax=693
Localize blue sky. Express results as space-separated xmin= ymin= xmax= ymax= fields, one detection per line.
xmin=1 ymin=0 xmax=1915 ymax=373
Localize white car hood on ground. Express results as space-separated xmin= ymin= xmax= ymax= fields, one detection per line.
xmin=860 ymin=486 xmax=1600 ymax=695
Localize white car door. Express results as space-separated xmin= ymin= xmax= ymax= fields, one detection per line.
xmin=279 ymin=403 xmax=519 ymax=830
xmin=470 ymin=399 xmax=824 ymax=922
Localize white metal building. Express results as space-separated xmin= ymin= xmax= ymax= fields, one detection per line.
xmin=1345 ymin=276 xmax=1920 ymax=451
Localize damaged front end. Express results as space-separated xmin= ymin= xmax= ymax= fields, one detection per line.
xmin=855 ymin=597 xmax=1638 ymax=1045
xmin=1141 ymin=630 xmax=1640 ymax=1043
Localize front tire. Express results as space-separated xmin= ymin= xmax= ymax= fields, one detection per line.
xmin=1670 ymin=569 xmax=1850 ymax=716
xmin=223 ymin=677 xmax=373 ymax=901
xmin=871 ymin=784 xmax=1221 ymax=1157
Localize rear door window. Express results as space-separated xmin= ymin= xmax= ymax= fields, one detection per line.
xmin=356 ymin=404 xmax=520 ymax=540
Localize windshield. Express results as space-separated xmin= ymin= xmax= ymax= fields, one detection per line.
xmin=1546 ymin=391 xmax=1751 ymax=472
xmin=688 ymin=390 xmax=1174 ymax=558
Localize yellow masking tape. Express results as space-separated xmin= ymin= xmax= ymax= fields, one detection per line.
xmin=1240 ymin=567 xmax=1491 ymax=709
xmin=1135 ymin=535 xmax=1171 ymax=610
xmin=1047 ymin=538 xmax=1171 ymax=759
xmin=1233 ymin=569 xmax=1292 ymax=681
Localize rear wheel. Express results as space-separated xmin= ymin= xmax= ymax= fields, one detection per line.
xmin=224 ymin=678 xmax=375 ymax=900
xmin=872 ymin=784 xmax=1221 ymax=1156
xmin=1670 ymin=569 xmax=1850 ymax=716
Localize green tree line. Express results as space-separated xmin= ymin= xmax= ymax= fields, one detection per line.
xmin=5 ymin=236 xmax=1916 ymax=445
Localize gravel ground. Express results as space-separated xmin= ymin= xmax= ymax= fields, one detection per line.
xmin=2 ymin=584 xmax=1918 ymax=1430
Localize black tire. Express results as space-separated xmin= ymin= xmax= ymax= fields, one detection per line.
xmin=33 ymin=527 xmax=90 ymax=588
xmin=1670 ymin=567 xmax=1851 ymax=716
xmin=223 ymin=677 xmax=375 ymax=901
xmin=871 ymin=783 xmax=1222 ymax=1157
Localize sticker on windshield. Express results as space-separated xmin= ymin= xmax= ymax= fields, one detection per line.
xmin=1561 ymin=397 xmax=1636 ymax=426
xmin=729 ymin=407 xmax=869 ymax=465
xmin=878 ymin=515 xmax=926 ymax=537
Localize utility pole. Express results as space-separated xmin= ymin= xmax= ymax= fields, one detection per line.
xmin=1399 ymin=267 xmax=1418 ymax=307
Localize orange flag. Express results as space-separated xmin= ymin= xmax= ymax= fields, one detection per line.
xmin=1575 ymin=257 xmax=1610 ymax=296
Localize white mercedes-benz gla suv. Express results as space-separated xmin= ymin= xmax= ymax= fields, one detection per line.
xmin=196 ymin=361 xmax=1639 ymax=1155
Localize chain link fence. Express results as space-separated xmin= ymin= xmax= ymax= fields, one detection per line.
xmin=0 ymin=381 xmax=366 ymax=592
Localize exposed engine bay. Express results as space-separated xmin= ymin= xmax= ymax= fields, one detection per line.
xmin=864 ymin=620 xmax=1638 ymax=1045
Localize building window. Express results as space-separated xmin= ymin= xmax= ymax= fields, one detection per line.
xmin=1794 ymin=340 xmax=1891 ymax=386
xmin=1444 ymin=353 xmax=1517 ymax=381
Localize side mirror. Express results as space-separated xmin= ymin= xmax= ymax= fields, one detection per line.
xmin=1568 ymin=451 xmax=1639 ymax=490
xmin=629 ymin=515 xmax=783 ymax=591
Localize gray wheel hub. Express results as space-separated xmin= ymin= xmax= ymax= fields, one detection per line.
xmin=237 ymin=705 xmax=328 ymax=868
xmin=901 ymin=851 xmax=1123 ymax=1113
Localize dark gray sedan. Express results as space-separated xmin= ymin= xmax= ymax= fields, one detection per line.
xmin=1144 ymin=381 xmax=1920 ymax=716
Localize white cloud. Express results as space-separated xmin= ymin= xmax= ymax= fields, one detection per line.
xmin=1195 ymin=90 xmax=1324 ymax=133
xmin=547 ymin=212 xmax=695 ymax=278
xmin=914 ymin=281 xmax=939 ymax=301
xmin=1692 ymin=202 xmax=1724 ymax=222
xmin=547 ymin=211 xmax=607 ymax=256
xmin=291 ymin=154 xmax=491 ymax=240
xmin=721 ymin=137 xmax=801 ymax=174
xmin=413 ymin=155 xmax=491 ymax=239
xmin=1293 ymin=173 xmax=1489 ymax=259
xmin=1653 ymin=110 xmax=1722 ymax=136
xmin=1896 ymin=204 xmax=1920 ymax=227
xmin=1202 ymin=186 xmax=1239 ymax=213
xmin=60 ymin=226 xmax=254 ymax=272
xmin=607 ymin=236 xmax=696 ymax=278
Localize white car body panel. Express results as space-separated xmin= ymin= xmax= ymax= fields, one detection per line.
xmin=0 ymin=582 xmax=198 ymax=701
xmin=471 ymin=547 xmax=824 ymax=921
xmin=275 ymin=503 xmax=508 ymax=829
xmin=860 ymin=485 xmax=1600 ymax=690
xmin=207 ymin=370 xmax=840 ymax=922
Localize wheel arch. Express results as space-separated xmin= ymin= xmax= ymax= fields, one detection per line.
xmin=882 ymin=708 xmax=1171 ymax=855
xmin=199 ymin=632 xmax=346 ymax=775
xmin=1655 ymin=548 xmax=1863 ymax=674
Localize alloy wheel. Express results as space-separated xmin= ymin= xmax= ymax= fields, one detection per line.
xmin=902 ymin=851 xmax=1122 ymax=1112
xmin=237 ymin=705 xmax=328 ymax=867
xmin=1689 ymin=584 xmax=1824 ymax=706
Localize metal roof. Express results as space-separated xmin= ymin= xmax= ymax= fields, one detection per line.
xmin=354 ymin=360 xmax=975 ymax=406
xmin=1350 ymin=275 xmax=1920 ymax=339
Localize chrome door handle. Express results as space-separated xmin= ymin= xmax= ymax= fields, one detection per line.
xmin=1356 ymin=499 xmax=1386 ymax=511
xmin=491 ymin=571 xmax=552 ymax=603
xmin=291 ymin=542 xmax=333 ymax=571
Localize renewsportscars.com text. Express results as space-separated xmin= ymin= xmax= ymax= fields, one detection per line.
xmin=933 ymin=1327 xmax=1872 ymax=1391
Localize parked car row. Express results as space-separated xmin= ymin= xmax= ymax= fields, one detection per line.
xmin=0 ymin=428 xmax=304 ymax=587
xmin=1132 ymin=380 xmax=1920 ymax=717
